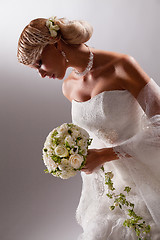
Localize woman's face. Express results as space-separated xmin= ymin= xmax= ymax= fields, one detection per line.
xmin=31 ymin=43 xmax=66 ymax=80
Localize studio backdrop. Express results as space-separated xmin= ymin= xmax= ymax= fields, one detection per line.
xmin=0 ymin=0 xmax=160 ymax=240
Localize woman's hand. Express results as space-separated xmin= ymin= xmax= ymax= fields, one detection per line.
xmin=80 ymin=147 xmax=129 ymax=174
xmin=81 ymin=149 xmax=103 ymax=174
xmin=81 ymin=148 xmax=119 ymax=174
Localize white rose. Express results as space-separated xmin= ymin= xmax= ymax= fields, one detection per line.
xmin=80 ymin=128 xmax=89 ymax=138
xmin=43 ymin=156 xmax=57 ymax=172
xmin=55 ymin=145 xmax=68 ymax=157
xmin=65 ymin=135 xmax=75 ymax=147
xmin=47 ymin=148 xmax=55 ymax=156
xmin=69 ymin=154 xmax=84 ymax=169
xmin=59 ymin=159 xmax=71 ymax=171
xmin=60 ymin=170 xmax=76 ymax=179
xmin=61 ymin=158 xmax=70 ymax=166
xmin=58 ymin=165 xmax=66 ymax=171
xmin=59 ymin=123 xmax=69 ymax=133
xmin=72 ymin=130 xmax=80 ymax=139
xmin=77 ymin=139 xmax=85 ymax=147
xmin=44 ymin=136 xmax=52 ymax=147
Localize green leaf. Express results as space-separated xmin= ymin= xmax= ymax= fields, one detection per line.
xmin=119 ymin=204 xmax=122 ymax=209
xmin=87 ymin=138 xmax=93 ymax=146
xmin=65 ymin=141 xmax=70 ymax=148
xmin=68 ymin=129 xmax=72 ymax=135
xmin=135 ymin=228 xmax=140 ymax=236
xmin=109 ymin=205 xmax=115 ymax=211
xmin=103 ymin=169 xmax=151 ymax=237
xmin=120 ymin=193 xmax=125 ymax=198
xmin=51 ymin=155 xmax=61 ymax=164
xmin=77 ymin=137 xmax=82 ymax=141
xmin=144 ymin=225 xmax=151 ymax=233
xmin=101 ymin=166 xmax=104 ymax=172
xmin=106 ymin=193 xmax=113 ymax=199
xmin=51 ymin=130 xmax=58 ymax=138
xmin=124 ymin=186 xmax=131 ymax=193
xmin=67 ymin=123 xmax=74 ymax=128
xmin=129 ymin=202 xmax=135 ymax=209
xmin=52 ymin=138 xmax=60 ymax=146
xmin=50 ymin=167 xmax=62 ymax=176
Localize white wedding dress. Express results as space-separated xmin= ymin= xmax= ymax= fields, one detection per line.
xmin=71 ymin=78 xmax=160 ymax=240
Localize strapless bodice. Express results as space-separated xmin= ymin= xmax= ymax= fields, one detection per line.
xmin=72 ymin=89 xmax=144 ymax=148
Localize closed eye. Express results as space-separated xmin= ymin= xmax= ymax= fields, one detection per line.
xmin=38 ymin=59 xmax=42 ymax=68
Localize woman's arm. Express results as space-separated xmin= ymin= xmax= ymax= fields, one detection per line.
xmin=81 ymin=147 xmax=131 ymax=174
xmin=121 ymin=55 xmax=160 ymax=116
xmin=119 ymin=55 xmax=151 ymax=99
xmin=81 ymin=56 xmax=160 ymax=174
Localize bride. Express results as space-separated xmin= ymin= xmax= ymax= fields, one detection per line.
xmin=17 ymin=16 xmax=160 ymax=239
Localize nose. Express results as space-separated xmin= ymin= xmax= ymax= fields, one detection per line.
xmin=38 ymin=69 xmax=47 ymax=78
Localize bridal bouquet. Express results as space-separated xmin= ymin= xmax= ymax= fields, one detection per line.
xmin=42 ymin=123 xmax=92 ymax=179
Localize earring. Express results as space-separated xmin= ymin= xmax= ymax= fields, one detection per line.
xmin=61 ymin=50 xmax=69 ymax=63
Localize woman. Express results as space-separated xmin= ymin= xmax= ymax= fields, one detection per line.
xmin=17 ymin=16 xmax=160 ymax=239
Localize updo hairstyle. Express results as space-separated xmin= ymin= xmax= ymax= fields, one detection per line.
xmin=17 ymin=17 xmax=93 ymax=65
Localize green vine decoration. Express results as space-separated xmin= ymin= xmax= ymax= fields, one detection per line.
xmin=101 ymin=167 xmax=151 ymax=240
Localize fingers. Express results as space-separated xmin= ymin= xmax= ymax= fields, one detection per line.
xmin=81 ymin=168 xmax=92 ymax=174
xmin=81 ymin=162 xmax=93 ymax=174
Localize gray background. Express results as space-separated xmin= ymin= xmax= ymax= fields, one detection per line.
xmin=0 ymin=0 xmax=160 ymax=240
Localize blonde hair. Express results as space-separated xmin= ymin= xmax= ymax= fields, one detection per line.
xmin=17 ymin=17 xmax=93 ymax=65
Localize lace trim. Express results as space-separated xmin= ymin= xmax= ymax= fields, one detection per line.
xmin=93 ymin=171 xmax=105 ymax=198
xmin=112 ymin=145 xmax=130 ymax=160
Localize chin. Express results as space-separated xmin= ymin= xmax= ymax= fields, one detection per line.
xmin=58 ymin=72 xmax=66 ymax=80
xmin=57 ymin=76 xmax=63 ymax=80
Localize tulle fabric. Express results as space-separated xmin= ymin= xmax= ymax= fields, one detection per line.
xmin=113 ymin=78 xmax=160 ymax=226
xmin=72 ymin=78 xmax=160 ymax=239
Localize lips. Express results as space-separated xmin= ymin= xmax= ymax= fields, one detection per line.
xmin=48 ymin=74 xmax=56 ymax=79
xmin=52 ymin=74 xmax=56 ymax=79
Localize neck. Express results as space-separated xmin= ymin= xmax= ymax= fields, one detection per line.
xmin=60 ymin=40 xmax=117 ymax=76
xmin=61 ymin=41 xmax=95 ymax=74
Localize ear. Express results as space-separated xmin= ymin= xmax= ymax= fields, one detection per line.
xmin=55 ymin=39 xmax=62 ymax=51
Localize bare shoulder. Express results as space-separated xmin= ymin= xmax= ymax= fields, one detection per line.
xmin=119 ymin=55 xmax=151 ymax=98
